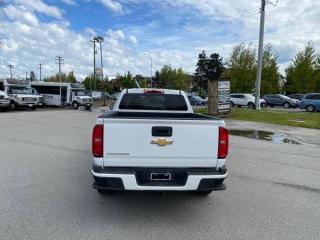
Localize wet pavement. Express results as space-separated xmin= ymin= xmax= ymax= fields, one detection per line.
xmin=229 ymin=129 xmax=301 ymax=145
xmin=226 ymin=120 xmax=320 ymax=146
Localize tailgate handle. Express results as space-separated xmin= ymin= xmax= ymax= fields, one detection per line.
xmin=152 ymin=126 xmax=172 ymax=137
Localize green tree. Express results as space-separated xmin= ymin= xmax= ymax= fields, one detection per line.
xmin=261 ymin=44 xmax=280 ymax=94
xmin=227 ymin=43 xmax=280 ymax=94
xmin=195 ymin=51 xmax=209 ymax=94
xmin=44 ymin=71 xmax=77 ymax=83
xmin=30 ymin=71 xmax=36 ymax=81
xmin=195 ymin=51 xmax=224 ymax=114
xmin=82 ymin=75 xmax=93 ymax=90
xmin=313 ymin=56 xmax=320 ymax=92
xmin=154 ymin=71 xmax=162 ymax=88
xmin=285 ymin=42 xmax=319 ymax=94
xmin=228 ymin=43 xmax=257 ymax=93
xmin=66 ymin=71 xmax=77 ymax=83
xmin=139 ymin=79 xmax=148 ymax=88
xmin=120 ymin=72 xmax=136 ymax=88
xmin=158 ymin=65 xmax=188 ymax=90
xmin=44 ymin=73 xmax=66 ymax=82
xmin=82 ymin=75 xmax=104 ymax=91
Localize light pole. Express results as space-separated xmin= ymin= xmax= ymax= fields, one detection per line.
xmin=144 ymin=53 xmax=153 ymax=88
xmin=93 ymin=36 xmax=105 ymax=106
xmin=90 ymin=38 xmax=96 ymax=94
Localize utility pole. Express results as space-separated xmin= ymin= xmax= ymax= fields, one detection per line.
xmin=7 ymin=64 xmax=13 ymax=79
xmin=55 ymin=56 xmax=64 ymax=105
xmin=254 ymin=0 xmax=266 ymax=110
xmin=38 ymin=64 xmax=42 ymax=81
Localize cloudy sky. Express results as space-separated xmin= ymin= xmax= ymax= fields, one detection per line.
xmin=0 ymin=0 xmax=319 ymax=80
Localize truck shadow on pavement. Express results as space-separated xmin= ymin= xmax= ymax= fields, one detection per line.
xmin=86 ymin=190 xmax=219 ymax=225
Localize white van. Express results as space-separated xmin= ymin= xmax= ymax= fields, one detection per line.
xmin=0 ymin=79 xmax=38 ymax=110
xmin=30 ymin=82 xmax=93 ymax=110
xmin=0 ymin=90 xmax=10 ymax=111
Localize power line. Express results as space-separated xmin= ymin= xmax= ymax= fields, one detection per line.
xmin=266 ymin=0 xmax=279 ymax=6
xmin=239 ymin=8 xmax=261 ymax=18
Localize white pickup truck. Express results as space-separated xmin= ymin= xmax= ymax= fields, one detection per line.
xmin=92 ymin=88 xmax=229 ymax=195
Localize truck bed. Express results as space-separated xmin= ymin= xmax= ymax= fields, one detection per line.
xmin=99 ymin=111 xmax=222 ymax=120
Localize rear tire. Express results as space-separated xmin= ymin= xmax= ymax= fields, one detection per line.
xmin=230 ymin=101 xmax=235 ymax=108
xmin=306 ymin=105 xmax=315 ymax=112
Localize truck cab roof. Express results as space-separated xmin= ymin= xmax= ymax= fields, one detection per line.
xmin=124 ymin=88 xmax=183 ymax=95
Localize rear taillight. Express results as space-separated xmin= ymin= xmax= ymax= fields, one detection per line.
xmin=92 ymin=124 xmax=104 ymax=157
xmin=144 ymin=89 xmax=164 ymax=94
xmin=218 ymin=127 xmax=229 ymax=159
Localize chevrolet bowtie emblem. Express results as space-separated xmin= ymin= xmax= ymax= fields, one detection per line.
xmin=151 ymin=138 xmax=173 ymax=146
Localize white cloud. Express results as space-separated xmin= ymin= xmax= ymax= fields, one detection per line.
xmin=60 ymin=0 xmax=76 ymax=6
xmin=4 ymin=5 xmax=39 ymax=26
xmin=107 ymin=29 xmax=125 ymax=40
xmin=128 ymin=35 xmax=138 ymax=44
xmin=98 ymin=0 xmax=124 ymax=14
xmin=0 ymin=5 xmax=140 ymax=80
xmin=12 ymin=0 xmax=63 ymax=19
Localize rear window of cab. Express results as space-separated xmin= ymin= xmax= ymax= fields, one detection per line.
xmin=119 ymin=93 xmax=188 ymax=111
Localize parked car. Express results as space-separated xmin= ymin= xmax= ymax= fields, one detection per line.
xmin=187 ymin=95 xmax=207 ymax=105
xmin=200 ymin=96 xmax=208 ymax=102
xmin=299 ymin=93 xmax=320 ymax=112
xmin=230 ymin=93 xmax=266 ymax=108
xmin=92 ymin=88 xmax=228 ymax=195
xmin=263 ymin=94 xmax=299 ymax=108
xmin=0 ymin=90 xmax=11 ymax=111
xmin=287 ymin=94 xmax=304 ymax=101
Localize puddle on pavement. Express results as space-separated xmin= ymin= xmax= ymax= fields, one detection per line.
xmin=229 ymin=129 xmax=301 ymax=145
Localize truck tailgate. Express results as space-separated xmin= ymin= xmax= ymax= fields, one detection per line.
xmin=103 ymin=118 xmax=222 ymax=168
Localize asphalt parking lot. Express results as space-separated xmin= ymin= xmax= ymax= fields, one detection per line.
xmin=0 ymin=110 xmax=320 ymax=240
